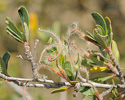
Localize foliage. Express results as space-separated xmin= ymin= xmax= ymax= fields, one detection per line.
xmin=0 ymin=6 xmax=125 ymax=100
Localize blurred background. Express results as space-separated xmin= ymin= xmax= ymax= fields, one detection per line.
xmin=0 ymin=0 xmax=125 ymax=100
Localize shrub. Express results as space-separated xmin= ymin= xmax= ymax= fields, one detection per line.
xmin=0 ymin=6 xmax=125 ymax=100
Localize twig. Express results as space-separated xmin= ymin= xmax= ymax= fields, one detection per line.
xmin=94 ymin=52 xmax=111 ymax=62
xmin=0 ymin=73 xmax=69 ymax=84
xmin=24 ymin=42 xmax=37 ymax=78
xmin=99 ymin=88 xmax=113 ymax=100
xmin=106 ymin=46 xmax=125 ymax=84
xmin=78 ymin=75 xmax=116 ymax=88
xmin=33 ymin=39 xmax=39 ymax=60
xmin=17 ymin=55 xmax=29 ymax=61
xmin=106 ymin=62 xmax=119 ymax=76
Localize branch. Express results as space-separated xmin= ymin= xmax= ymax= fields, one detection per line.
xmin=1 ymin=73 xmax=125 ymax=90
xmin=106 ymin=46 xmax=125 ymax=84
xmin=78 ymin=75 xmax=116 ymax=88
xmin=106 ymin=62 xmax=119 ymax=76
xmin=0 ymin=73 xmax=70 ymax=85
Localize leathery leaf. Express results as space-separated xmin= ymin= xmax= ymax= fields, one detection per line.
xmin=6 ymin=27 xmax=23 ymax=43
xmin=6 ymin=17 xmax=24 ymax=39
xmin=111 ymin=40 xmax=120 ymax=64
xmin=51 ymin=87 xmax=67 ymax=94
xmin=63 ymin=61 xmax=74 ymax=81
xmin=91 ymin=12 xmax=107 ymax=35
xmin=18 ymin=6 xmax=29 ymax=33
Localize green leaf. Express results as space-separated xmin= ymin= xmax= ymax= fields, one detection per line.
xmin=86 ymin=31 xmax=95 ymax=41
xmin=91 ymin=12 xmax=107 ymax=34
xmin=81 ymin=57 xmax=92 ymax=68
xmin=70 ymin=81 xmax=78 ymax=84
xmin=111 ymin=40 xmax=120 ymax=64
xmin=51 ymin=88 xmax=67 ymax=94
xmin=105 ymin=17 xmax=113 ymax=46
xmin=80 ymin=87 xmax=95 ymax=95
xmin=24 ymin=22 xmax=29 ymax=41
xmin=66 ymin=68 xmax=75 ymax=81
xmin=74 ymin=54 xmax=81 ymax=80
xmin=111 ymin=90 xmax=117 ymax=99
xmin=74 ymin=65 xmax=79 ymax=80
xmin=63 ymin=61 xmax=74 ymax=80
xmin=18 ymin=6 xmax=29 ymax=33
xmin=96 ymin=25 xmax=105 ymax=35
xmin=6 ymin=27 xmax=23 ymax=43
xmin=93 ymin=29 xmax=107 ymax=47
xmin=0 ymin=57 xmax=8 ymax=75
xmin=90 ymin=55 xmax=104 ymax=66
xmin=99 ymin=46 xmax=109 ymax=58
xmin=6 ymin=17 xmax=24 ymax=39
xmin=2 ymin=52 xmax=10 ymax=70
xmin=91 ymin=75 xmax=113 ymax=82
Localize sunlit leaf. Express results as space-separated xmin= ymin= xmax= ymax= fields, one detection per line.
xmin=105 ymin=17 xmax=113 ymax=45
xmin=6 ymin=27 xmax=23 ymax=43
xmin=90 ymin=55 xmax=104 ymax=66
xmin=91 ymin=12 xmax=107 ymax=34
xmin=91 ymin=75 xmax=113 ymax=82
xmin=18 ymin=6 xmax=29 ymax=33
xmin=74 ymin=65 xmax=79 ymax=80
xmin=86 ymin=31 xmax=95 ymax=41
xmin=66 ymin=68 xmax=74 ymax=81
xmin=24 ymin=22 xmax=29 ymax=41
xmin=96 ymin=25 xmax=105 ymax=35
xmin=74 ymin=54 xmax=81 ymax=80
xmin=111 ymin=40 xmax=120 ymax=64
xmin=70 ymin=81 xmax=78 ymax=84
xmin=51 ymin=88 xmax=67 ymax=94
xmin=93 ymin=28 xmax=107 ymax=47
xmin=63 ymin=61 xmax=73 ymax=80
xmin=6 ymin=17 xmax=24 ymax=39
